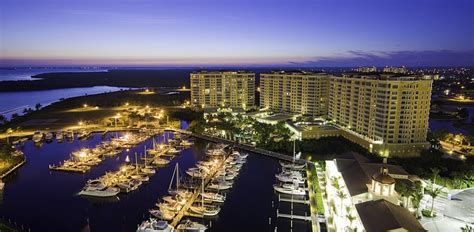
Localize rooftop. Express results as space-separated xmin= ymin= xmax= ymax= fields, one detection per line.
xmin=336 ymin=72 xmax=431 ymax=81
xmin=334 ymin=152 xmax=409 ymax=196
xmin=262 ymin=70 xmax=327 ymax=75
xmin=355 ymin=199 xmax=426 ymax=232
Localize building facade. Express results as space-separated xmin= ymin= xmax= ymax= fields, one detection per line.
xmin=260 ymin=71 xmax=329 ymax=116
xmin=328 ymin=73 xmax=433 ymax=157
xmin=190 ymin=71 xmax=255 ymax=110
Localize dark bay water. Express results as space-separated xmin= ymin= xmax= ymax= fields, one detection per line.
xmin=0 ymin=86 xmax=126 ymax=119
xmin=429 ymin=106 xmax=474 ymax=135
xmin=0 ymin=132 xmax=310 ymax=232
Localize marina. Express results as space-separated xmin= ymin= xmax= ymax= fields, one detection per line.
xmin=0 ymin=129 xmax=311 ymax=231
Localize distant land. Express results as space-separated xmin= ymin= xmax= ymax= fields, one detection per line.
xmin=0 ymin=68 xmax=341 ymax=92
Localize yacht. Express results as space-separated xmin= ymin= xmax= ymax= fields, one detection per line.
xmin=137 ymin=218 xmax=175 ymax=232
xmin=141 ymin=167 xmax=156 ymax=175
xmin=200 ymin=192 xmax=225 ymax=203
xmin=32 ymin=131 xmax=43 ymax=143
xmin=78 ymin=129 xmax=91 ymax=140
xmin=153 ymin=158 xmax=170 ymax=166
xmin=180 ymin=140 xmax=194 ymax=147
xmin=176 ymin=219 xmax=207 ymax=232
xmin=186 ymin=168 xmax=205 ymax=178
xmin=189 ymin=204 xmax=220 ymax=217
xmin=56 ymin=131 xmax=64 ymax=142
xmin=276 ymin=174 xmax=305 ymax=184
xmin=273 ymin=183 xmax=306 ymax=196
xmin=167 ymin=147 xmax=181 ymax=155
xmin=78 ymin=180 xmax=120 ymax=197
xmin=45 ymin=132 xmax=54 ymax=142
xmin=149 ymin=209 xmax=174 ymax=221
xmin=280 ymin=161 xmax=306 ymax=170
xmin=65 ymin=130 xmax=74 ymax=140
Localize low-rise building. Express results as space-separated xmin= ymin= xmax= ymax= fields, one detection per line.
xmin=324 ymin=152 xmax=424 ymax=232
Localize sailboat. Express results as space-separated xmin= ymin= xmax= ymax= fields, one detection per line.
xmin=168 ymin=163 xmax=181 ymax=196
xmin=142 ymin=146 xmax=156 ymax=175
xmin=280 ymin=140 xmax=305 ymax=169
xmin=190 ymin=178 xmax=220 ymax=217
xmin=176 ymin=219 xmax=207 ymax=232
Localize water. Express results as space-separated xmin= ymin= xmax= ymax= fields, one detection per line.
xmin=429 ymin=107 xmax=474 ymax=135
xmin=0 ymin=68 xmax=107 ymax=81
xmin=0 ymin=132 xmax=309 ymax=232
xmin=0 ymin=86 xmax=126 ymax=118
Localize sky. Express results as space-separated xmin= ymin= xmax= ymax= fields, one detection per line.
xmin=0 ymin=0 xmax=473 ymax=67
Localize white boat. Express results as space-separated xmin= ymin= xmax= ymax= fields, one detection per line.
xmin=149 ymin=209 xmax=174 ymax=221
xmin=142 ymin=167 xmax=156 ymax=175
xmin=0 ymin=181 xmax=4 ymax=190
xmin=180 ymin=140 xmax=194 ymax=147
xmin=186 ymin=168 xmax=205 ymax=178
xmin=200 ymin=192 xmax=225 ymax=203
xmin=137 ymin=218 xmax=175 ymax=232
xmin=153 ymin=158 xmax=170 ymax=166
xmin=32 ymin=131 xmax=43 ymax=143
xmin=66 ymin=130 xmax=74 ymax=139
xmin=78 ymin=181 xmax=120 ymax=197
xmin=56 ymin=131 xmax=64 ymax=141
xmin=176 ymin=219 xmax=207 ymax=232
xmin=273 ymin=184 xmax=306 ymax=196
xmin=78 ymin=129 xmax=91 ymax=139
xmin=189 ymin=205 xmax=220 ymax=217
xmin=45 ymin=132 xmax=53 ymax=142
xmin=167 ymin=147 xmax=181 ymax=155
xmin=280 ymin=161 xmax=306 ymax=170
xmin=276 ymin=174 xmax=305 ymax=184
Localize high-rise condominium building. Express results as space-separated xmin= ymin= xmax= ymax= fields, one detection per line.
xmin=260 ymin=71 xmax=329 ymax=116
xmin=328 ymin=73 xmax=432 ymax=157
xmin=190 ymin=71 xmax=255 ymax=109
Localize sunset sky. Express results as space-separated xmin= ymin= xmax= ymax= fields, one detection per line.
xmin=1 ymin=0 xmax=473 ymax=67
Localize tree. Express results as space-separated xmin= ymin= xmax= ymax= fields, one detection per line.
xmin=345 ymin=206 xmax=356 ymax=231
xmin=461 ymin=224 xmax=474 ymax=232
xmin=35 ymin=103 xmax=42 ymax=111
xmin=11 ymin=113 xmax=19 ymax=119
xmin=396 ymin=182 xmax=410 ymax=208
xmin=431 ymin=167 xmax=440 ymax=185
xmin=336 ymin=190 xmax=347 ymax=215
xmin=427 ymin=183 xmax=443 ymax=217
xmin=410 ymin=181 xmax=423 ymax=218
xmin=0 ymin=114 xmax=5 ymax=122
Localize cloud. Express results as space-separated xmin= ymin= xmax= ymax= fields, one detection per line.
xmin=290 ymin=50 xmax=474 ymax=67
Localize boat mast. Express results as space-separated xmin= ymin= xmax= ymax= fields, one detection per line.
xmin=135 ymin=152 xmax=138 ymax=174
xmin=176 ymin=163 xmax=179 ymax=189
xmin=293 ymin=140 xmax=296 ymax=163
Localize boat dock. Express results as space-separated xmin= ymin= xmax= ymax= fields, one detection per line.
xmin=166 ymin=128 xmax=305 ymax=163
xmin=278 ymin=194 xmax=310 ymax=205
xmin=0 ymin=159 xmax=26 ymax=179
xmin=48 ymin=165 xmax=90 ymax=173
xmin=277 ymin=209 xmax=312 ymax=221
xmin=169 ymin=154 xmax=228 ymax=227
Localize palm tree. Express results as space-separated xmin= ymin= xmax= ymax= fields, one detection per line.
xmin=337 ymin=190 xmax=347 ymax=215
xmin=345 ymin=206 xmax=356 ymax=231
xmin=427 ymin=183 xmax=443 ymax=217
xmin=430 ymin=167 xmax=440 ymax=185
xmin=396 ymin=182 xmax=410 ymax=208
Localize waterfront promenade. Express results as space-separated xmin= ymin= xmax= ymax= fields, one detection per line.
xmin=167 ymin=128 xmax=303 ymax=163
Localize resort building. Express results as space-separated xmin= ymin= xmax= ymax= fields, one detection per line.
xmin=260 ymin=71 xmax=329 ymax=116
xmin=328 ymin=73 xmax=433 ymax=157
xmin=324 ymin=152 xmax=425 ymax=232
xmin=190 ymin=71 xmax=255 ymax=110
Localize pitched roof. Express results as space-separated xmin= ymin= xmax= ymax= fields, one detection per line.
xmin=355 ymin=199 xmax=426 ymax=232
xmin=335 ymin=152 xmax=409 ymax=196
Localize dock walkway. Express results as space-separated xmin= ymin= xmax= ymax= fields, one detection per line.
xmin=167 ymin=128 xmax=305 ymax=163
xmin=169 ymin=154 xmax=228 ymax=227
